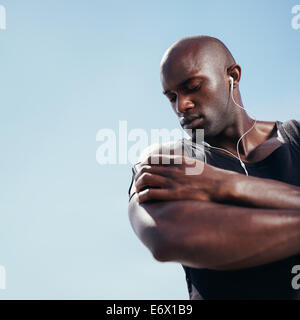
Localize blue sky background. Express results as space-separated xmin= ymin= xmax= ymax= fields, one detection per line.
xmin=0 ymin=0 xmax=299 ymax=299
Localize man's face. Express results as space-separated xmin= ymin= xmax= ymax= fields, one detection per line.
xmin=160 ymin=47 xmax=233 ymax=139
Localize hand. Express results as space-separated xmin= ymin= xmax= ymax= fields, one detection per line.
xmin=134 ymin=154 xmax=239 ymax=204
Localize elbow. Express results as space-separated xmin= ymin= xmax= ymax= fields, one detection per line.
xmin=149 ymin=225 xmax=176 ymax=263
xmin=128 ymin=197 xmax=175 ymax=262
xmin=151 ymin=248 xmax=167 ymax=262
xmin=140 ymin=224 xmax=173 ymax=262
xmin=151 ymin=241 xmax=171 ymax=262
xmin=133 ymin=218 xmax=173 ymax=262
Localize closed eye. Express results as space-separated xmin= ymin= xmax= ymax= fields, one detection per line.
xmin=184 ymin=83 xmax=202 ymax=93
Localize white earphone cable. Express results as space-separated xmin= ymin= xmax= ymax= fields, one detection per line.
xmin=202 ymin=78 xmax=257 ymax=176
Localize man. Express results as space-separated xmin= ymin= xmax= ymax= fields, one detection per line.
xmin=128 ymin=35 xmax=300 ymax=300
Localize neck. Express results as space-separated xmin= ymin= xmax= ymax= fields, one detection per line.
xmin=205 ymin=110 xmax=257 ymax=159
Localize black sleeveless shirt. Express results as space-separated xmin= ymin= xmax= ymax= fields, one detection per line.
xmin=182 ymin=119 xmax=300 ymax=300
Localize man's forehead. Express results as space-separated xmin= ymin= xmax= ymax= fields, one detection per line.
xmin=160 ymin=49 xmax=217 ymax=91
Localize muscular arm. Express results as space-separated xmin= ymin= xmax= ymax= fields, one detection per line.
xmin=128 ymin=194 xmax=300 ymax=270
xmin=135 ymin=158 xmax=300 ymax=210
xmin=128 ymin=142 xmax=300 ymax=270
xmin=225 ymin=174 xmax=300 ymax=210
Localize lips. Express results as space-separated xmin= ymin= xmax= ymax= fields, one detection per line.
xmin=183 ymin=117 xmax=204 ymax=129
xmin=180 ymin=114 xmax=203 ymax=127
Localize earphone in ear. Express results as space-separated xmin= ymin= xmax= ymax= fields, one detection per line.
xmin=229 ymin=76 xmax=234 ymax=91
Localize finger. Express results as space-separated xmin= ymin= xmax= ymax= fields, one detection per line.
xmin=135 ymin=173 xmax=169 ymax=193
xmin=134 ymin=165 xmax=162 ymax=182
xmin=137 ymin=188 xmax=178 ymax=203
xmin=134 ymin=164 xmax=179 ymax=182
xmin=141 ymin=154 xmax=186 ymax=167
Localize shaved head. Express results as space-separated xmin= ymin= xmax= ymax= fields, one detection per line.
xmin=160 ymin=36 xmax=236 ymax=89
xmin=159 ymin=35 xmax=243 ymax=139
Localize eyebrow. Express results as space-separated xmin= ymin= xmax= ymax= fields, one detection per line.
xmin=162 ymin=76 xmax=201 ymax=95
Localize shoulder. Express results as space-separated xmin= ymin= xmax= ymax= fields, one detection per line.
xmin=279 ymin=120 xmax=300 ymax=149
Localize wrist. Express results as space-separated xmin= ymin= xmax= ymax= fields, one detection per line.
xmin=217 ymin=171 xmax=242 ymax=203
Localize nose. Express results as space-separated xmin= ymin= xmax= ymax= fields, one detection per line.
xmin=175 ymin=96 xmax=195 ymax=114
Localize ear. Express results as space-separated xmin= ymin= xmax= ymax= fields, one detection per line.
xmin=227 ymin=64 xmax=242 ymax=88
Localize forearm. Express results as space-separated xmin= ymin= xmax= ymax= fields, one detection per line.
xmin=128 ymin=196 xmax=300 ymax=270
xmin=164 ymin=201 xmax=300 ymax=270
xmin=224 ymin=174 xmax=300 ymax=210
